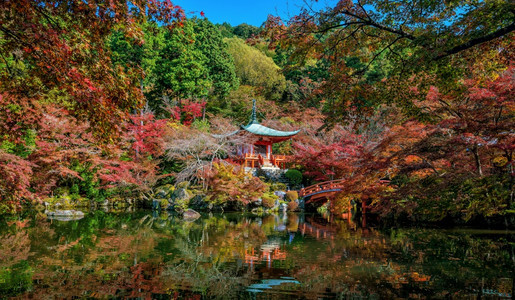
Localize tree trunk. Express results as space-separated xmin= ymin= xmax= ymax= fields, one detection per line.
xmin=472 ymin=145 xmax=483 ymax=176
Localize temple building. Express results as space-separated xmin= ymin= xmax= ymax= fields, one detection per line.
xmin=235 ymin=100 xmax=299 ymax=169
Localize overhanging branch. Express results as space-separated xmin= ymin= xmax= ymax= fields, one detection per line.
xmin=437 ymin=22 xmax=515 ymax=59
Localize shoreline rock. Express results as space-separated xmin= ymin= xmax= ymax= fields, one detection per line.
xmin=46 ymin=210 xmax=85 ymax=221
xmin=182 ymin=209 xmax=201 ymax=221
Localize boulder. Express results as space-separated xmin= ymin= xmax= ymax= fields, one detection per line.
xmin=274 ymin=191 xmax=286 ymax=199
xmin=188 ymin=194 xmax=209 ymax=210
xmin=169 ymin=188 xmax=192 ymax=211
xmin=155 ymin=184 xmax=175 ymax=198
xmin=182 ymin=209 xmax=201 ymax=221
xmin=152 ymin=199 xmax=161 ymax=210
xmin=46 ymin=210 xmax=85 ymax=221
xmin=170 ymin=188 xmax=191 ymax=202
xmin=155 ymin=189 xmax=167 ymax=198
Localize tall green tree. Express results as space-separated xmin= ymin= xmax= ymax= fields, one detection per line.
xmin=109 ymin=22 xmax=165 ymax=89
xmin=192 ymin=18 xmax=239 ymax=98
xmin=216 ymin=22 xmax=235 ymax=38
xmin=233 ymin=23 xmax=261 ymax=39
xmin=154 ymin=21 xmax=211 ymax=105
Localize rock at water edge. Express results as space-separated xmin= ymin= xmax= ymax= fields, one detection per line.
xmin=182 ymin=209 xmax=201 ymax=221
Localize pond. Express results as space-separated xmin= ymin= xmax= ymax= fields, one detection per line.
xmin=0 ymin=211 xmax=513 ymax=299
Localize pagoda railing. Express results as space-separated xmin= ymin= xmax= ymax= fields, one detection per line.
xmin=270 ymin=154 xmax=288 ymax=168
xmin=237 ymin=153 xmax=291 ymax=169
xmin=239 ymin=153 xmax=258 ymax=168
xmin=257 ymin=154 xmax=264 ymax=167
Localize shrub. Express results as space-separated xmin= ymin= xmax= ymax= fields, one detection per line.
xmin=0 ymin=150 xmax=34 ymax=213
xmin=270 ymin=182 xmax=287 ymax=191
xmin=331 ymin=192 xmax=353 ymax=215
xmin=204 ymin=163 xmax=268 ymax=207
xmin=261 ymin=192 xmax=278 ymax=208
xmin=285 ymin=169 xmax=302 ymax=186
xmin=285 ymin=190 xmax=298 ymax=202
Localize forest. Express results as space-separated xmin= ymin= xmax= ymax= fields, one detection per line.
xmin=0 ymin=0 xmax=513 ymax=226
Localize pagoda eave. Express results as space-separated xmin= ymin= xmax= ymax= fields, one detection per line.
xmin=254 ymin=135 xmax=296 ymax=143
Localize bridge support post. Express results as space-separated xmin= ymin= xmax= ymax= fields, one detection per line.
xmin=361 ymin=201 xmax=367 ymax=227
xmin=347 ymin=199 xmax=351 ymax=220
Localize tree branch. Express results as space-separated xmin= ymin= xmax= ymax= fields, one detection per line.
xmin=436 ymin=22 xmax=515 ymax=60
xmin=339 ymin=9 xmax=416 ymax=41
xmin=353 ymin=36 xmax=403 ymax=76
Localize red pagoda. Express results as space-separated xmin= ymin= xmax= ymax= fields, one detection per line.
xmin=235 ymin=100 xmax=299 ymax=169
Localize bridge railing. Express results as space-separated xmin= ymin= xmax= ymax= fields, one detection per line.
xmin=299 ymin=179 xmax=346 ymax=197
xmin=299 ymin=179 xmax=391 ymax=198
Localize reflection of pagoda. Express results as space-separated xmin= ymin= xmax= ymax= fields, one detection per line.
xmin=244 ymin=241 xmax=286 ymax=269
xmin=235 ymin=100 xmax=300 ymax=169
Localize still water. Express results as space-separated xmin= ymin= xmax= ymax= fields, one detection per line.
xmin=0 ymin=211 xmax=513 ymax=299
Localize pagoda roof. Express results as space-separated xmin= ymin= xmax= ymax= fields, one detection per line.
xmin=212 ymin=100 xmax=300 ymax=140
xmin=241 ymin=123 xmax=300 ymax=137
xmin=240 ymin=99 xmax=300 ymax=137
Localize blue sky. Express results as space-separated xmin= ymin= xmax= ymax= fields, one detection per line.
xmin=174 ymin=0 xmax=335 ymax=26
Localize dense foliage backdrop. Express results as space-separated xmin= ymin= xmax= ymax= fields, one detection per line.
xmin=0 ymin=0 xmax=513 ymax=224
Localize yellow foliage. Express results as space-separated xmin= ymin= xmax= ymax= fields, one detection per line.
xmin=331 ymin=192 xmax=354 ymax=215
xmin=405 ymin=155 xmax=423 ymax=164
xmin=225 ymin=37 xmax=286 ymax=99
xmin=493 ymin=156 xmax=508 ymax=167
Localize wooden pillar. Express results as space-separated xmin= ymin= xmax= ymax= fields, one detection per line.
xmin=348 ymin=199 xmax=352 ymax=219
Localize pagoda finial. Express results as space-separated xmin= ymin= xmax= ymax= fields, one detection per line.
xmin=249 ymin=99 xmax=258 ymax=125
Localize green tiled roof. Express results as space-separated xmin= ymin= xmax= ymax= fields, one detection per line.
xmin=241 ymin=123 xmax=300 ymax=137
xmin=240 ymin=99 xmax=300 ymax=137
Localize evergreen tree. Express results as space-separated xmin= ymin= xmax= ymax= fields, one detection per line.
xmin=193 ymin=18 xmax=239 ymax=98
xmin=153 ymin=21 xmax=211 ymax=106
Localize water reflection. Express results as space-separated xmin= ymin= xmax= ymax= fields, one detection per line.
xmin=0 ymin=211 xmax=513 ymax=299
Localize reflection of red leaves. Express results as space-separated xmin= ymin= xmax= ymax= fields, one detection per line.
xmin=56 ymin=237 xmax=82 ymax=252
xmin=0 ymin=231 xmax=31 ymax=268
xmin=16 ymin=219 xmax=30 ymax=228
xmin=6 ymin=219 xmax=30 ymax=228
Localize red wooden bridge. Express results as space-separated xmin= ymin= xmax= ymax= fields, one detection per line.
xmin=299 ymin=179 xmax=391 ymax=203
xmin=299 ymin=179 xmax=347 ymax=203
xmin=299 ymin=179 xmax=389 ymax=221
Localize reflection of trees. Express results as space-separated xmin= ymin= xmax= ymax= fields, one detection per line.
xmin=386 ymin=229 xmax=514 ymax=297
xmin=0 ymin=212 xmax=512 ymax=298
xmin=0 ymin=219 xmax=34 ymax=296
xmin=0 ymin=231 xmax=31 ymax=268
xmin=151 ymin=213 xmax=268 ymax=298
xmin=281 ymin=222 xmax=514 ymax=299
